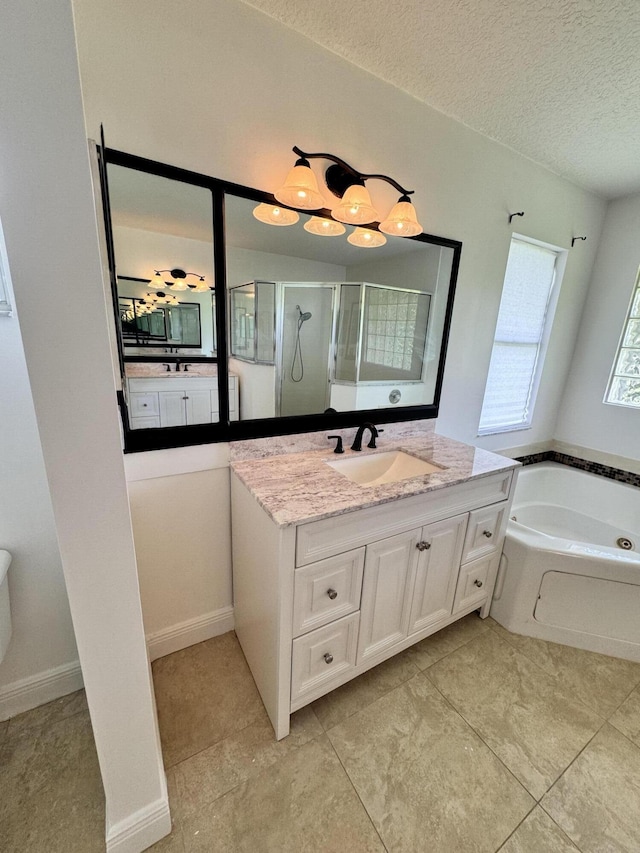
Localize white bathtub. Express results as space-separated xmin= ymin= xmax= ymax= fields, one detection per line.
xmin=491 ymin=462 xmax=640 ymax=662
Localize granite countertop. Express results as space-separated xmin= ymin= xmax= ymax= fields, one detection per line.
xmin=231 ymin=433 xmax=519 ymax=528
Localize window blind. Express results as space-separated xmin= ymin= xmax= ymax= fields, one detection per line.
xmin=479 ymin=239 xmax=558 ymax=434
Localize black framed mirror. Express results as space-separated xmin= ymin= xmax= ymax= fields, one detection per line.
xmin=99 ymin=147 xmax=461 ymax=452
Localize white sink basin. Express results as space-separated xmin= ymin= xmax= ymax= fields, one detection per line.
xmin=326 ymin=450 xmax=444 ymax=487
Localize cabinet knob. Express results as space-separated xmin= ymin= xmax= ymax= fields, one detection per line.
xmin=323 ymin=653 xmax=334 ymax=664
xmin=416 ymin=541 xmax=431 ymax=551
xmin=182 ymin=396 xmax=189 ymax=400
xmin=142 ymin=403 xmax=147 ymax=407
xmin=474 ymin=579 xmax=484 ymax=588
xmin=483 ymin=530 xmax=493 ymax=538
xmin=327 ymin=588 xmax=338 ymax=600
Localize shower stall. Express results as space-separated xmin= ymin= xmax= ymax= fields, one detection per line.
xmin=229 ymin=280 xmax=431 ymax=419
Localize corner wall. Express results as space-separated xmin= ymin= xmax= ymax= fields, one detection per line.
xmin=555 ymin=192 xmax=640 ymax=469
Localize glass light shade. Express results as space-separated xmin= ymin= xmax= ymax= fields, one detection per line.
xmin=379 ymin=198 xmax=423 ymax=237
xmin=303 ymin=216 xmax=346 ymax=237
xmin=274 ymin=164 xmax=325 ymax=210
xmin=149 ymin=274 xmax=165 ymax=289
xmin=168 ymin=280 xmax=189 ymax=291
xmin=190 ymin=278 xmax=210 ymax=292
xmin=332 ymin=184 xmax=379 ymax=225
xmin=347 ymin=227 xmax=387 ymax=248
xmin=252 ymin=203 xmax=299 ymax=226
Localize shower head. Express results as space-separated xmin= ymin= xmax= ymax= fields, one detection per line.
xmin=296 ymin=305 xmax=312 ymax=322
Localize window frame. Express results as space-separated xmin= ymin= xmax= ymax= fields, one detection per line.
xmin=477 ymin=234 xmax=566 ymax=436
xmin=604 ymin=267 xmax=640 ymax=410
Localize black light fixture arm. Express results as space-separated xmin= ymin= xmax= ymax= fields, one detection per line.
xmin=292 ymin=146 xmax=414 ymax=198
xmin=154 ymin=268 xmax=205 ymax=281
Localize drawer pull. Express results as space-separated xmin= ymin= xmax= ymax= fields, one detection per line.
xmin=416 ymin=541 xmax=431 ymax=551
xmin=323 ymin=653 xmax=334 ymax=664
xmin=474 ymin=579 xmax=484 ymax=588
xmin=327 ymin=588 xmax=338 ymax=600
xmin=142 ymin=403 xmax=148 ymax=407
xmin=483 ymin=530 xmax=493 ymax=538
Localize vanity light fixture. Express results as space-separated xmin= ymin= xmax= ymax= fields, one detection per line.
xmin=153 ymin=268 xmax=208 ymax=291
xmin=146 ymin=291 xmax=179 ymax=306
xmin=347 ymin=227 xmax=387 ymax=248
xmin=253 ymin=203 xmax=299 ymax=227
xmin=189 ymin=277 xmax=211 ymax=292
xmin=276 ymin=146 xmax=423 ymax=236
xmin=303 ymin=216 xmax=346 ymax=237
xmin=274 ymin=155 xmax=326 ymax=210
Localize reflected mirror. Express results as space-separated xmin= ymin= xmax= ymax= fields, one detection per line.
xmin=225 ymin=194 xmax=456 ymax=420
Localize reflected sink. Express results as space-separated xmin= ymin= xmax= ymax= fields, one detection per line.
xmin=326 ymin=450 xmax=444 ymax=487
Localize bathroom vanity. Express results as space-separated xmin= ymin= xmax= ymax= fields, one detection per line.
xmin=231 ymin=431 xmax=519 ymax=739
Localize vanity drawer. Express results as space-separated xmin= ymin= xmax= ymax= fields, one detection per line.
xmin=292 ymin=548 xmax=365 ymax=637
xmin=461 ymin=502 xmax=508 ymax=563
xmin=130 ymin=416 xmax=161 ymax=430
xmin=291 ymin=612 xmax=359 ymax=707
xmin=453 ymin=552 xmax=500 ymax=615
xmin=130 ymin=392 xmax=160 ymax=418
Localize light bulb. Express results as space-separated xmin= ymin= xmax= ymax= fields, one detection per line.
xmin=379 ymin=196 xmax=423 ymax=237
xmin=331 ymin=184 xmax=379 ymax=225
xmin=274 ymin=159 xmax=325 ymax=211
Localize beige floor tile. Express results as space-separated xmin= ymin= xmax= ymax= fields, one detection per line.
xmin=0 ymin=719 xmax=8 ymax=743
xmin=152 ymin=631 xmax=265 ymax=766
xmin=148 ymin=822 xmax=185 ymax=852
xmin=609 ymin=684 xmax=640 ymax=745
xmin=6 ymin=689 xmax=88 ymax=737
xmin=406 ymin=612 xmax=490 ymax=670
xmin=172 ymin=705 xmax=322 ymax=821
xmin=0 ymin=710 xmax=105 ymax=852
xmin=180 ymin=735 xmax=385 ymax=852
xmin=428 ymin=630 xmax=603 ymax=799
xmin=498 ymin=806 xmax=580 ymax=852
xmin=329 ymin=673 xmax=534 ymax=853
xmin=542 ymin=723 xmax=640 ymax=852
xmin=311 ymin=648 xmax=420 ymax=730
xmin=489 ymin=619 xmax=640 ymax=717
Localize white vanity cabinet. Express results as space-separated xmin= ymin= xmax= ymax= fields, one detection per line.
xmin=127 ymin=376 xmax=239 ymax=429
xmin=232 ymin=464 xmax=516 ymax=740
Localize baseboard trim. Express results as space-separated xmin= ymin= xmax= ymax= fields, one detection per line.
xmin=146 ymin=606 xmax=234 ymax=661
xmin=106 ymin=795 xmax=171 ymax=853
xmin=0 ymin=659 xmax=84 ymax=721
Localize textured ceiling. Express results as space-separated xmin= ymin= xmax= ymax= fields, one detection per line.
xmin=239 ymin=0 xmax=640 ymax=199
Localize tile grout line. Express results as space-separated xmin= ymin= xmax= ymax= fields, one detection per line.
xmin=420 ymin=668 xmax=538 ymax=803
xmin=324 ymin=729 xmax=390 ymax=853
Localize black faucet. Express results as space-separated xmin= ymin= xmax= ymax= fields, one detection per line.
xmin=351 ymin=422 xmax=381 ymax=451
xmin=162 ymin=363 xmax=172 ymax=372
xmin=174 ymin=360 xmax=181 ymax=372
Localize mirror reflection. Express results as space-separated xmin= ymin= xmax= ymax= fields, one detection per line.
xmin=225 ymin=194 xmax=454 ymax=421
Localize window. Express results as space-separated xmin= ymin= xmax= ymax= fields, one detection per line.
xmin=0 ymin=219 xmax=13 ymax=317
xmin=606 ymin=269 xmax=640 ymax=408
xmin=478 ymin=237 xmax=561 ymax=435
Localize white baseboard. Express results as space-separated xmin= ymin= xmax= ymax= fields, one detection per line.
xmin=146 ymin=606 xmax=234 ymax=662
xmin=106 ymin=795 xmax=171 ymax=853
xmin=0 ymin=659 xmax=84 ymax=721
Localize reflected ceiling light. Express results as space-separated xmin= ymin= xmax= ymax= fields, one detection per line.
xmin=190 ymin=276 xmax=211 ymax=292
xmin=274 ymin=155 xmax=325 ymax=210
xmin=379 ymin=195 xmax=423 ymax=237
xmin=303 ymin=216 xmax=346 ymax=237
xmin=153 ymin=268 xmax=207 ymax=291
xmin=275 ymin=146 xmax=423 ymax=237
xmin=347 ymin=227 xmax=387 ymax=248
xmin=253 ymin=203 xmax=299 ymax=226
xmin=146 ymin=291 xmax=179 ymax=306
xmin=332 ymin=185 xmax=379 ymax=226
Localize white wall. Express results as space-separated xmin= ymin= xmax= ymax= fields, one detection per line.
xmin=1 ymin=1 xmax=169 ymax=848
xmin=73 ymin=0 xmax=605 ymax=451
xmin=555 ymin=192 xmax=640 ymax=466
xmin=71 ymin=0 xmax=606 ymax=650
xmin=0 ymin=242 xmax=80 ymax=717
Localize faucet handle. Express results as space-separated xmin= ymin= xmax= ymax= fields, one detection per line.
xmin=367 ymin=428 xmax=383 ymax=449
xmin=328 ymin=435 xmax=344 ymax=454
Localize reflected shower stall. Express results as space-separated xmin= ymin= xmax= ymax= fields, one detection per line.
xmin=229 ymin=281 xmax=431 ymax=419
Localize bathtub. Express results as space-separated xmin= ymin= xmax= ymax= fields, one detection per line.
xmin=491 ymin=462 xmax=640 ymax=662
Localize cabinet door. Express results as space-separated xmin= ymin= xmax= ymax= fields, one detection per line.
xmin=357 ymin=529 xmax=419 ymax=664
xmin=408 ymin=514 xmax=468 ymax=635
xmin=185 ymin=388 xmax=213 ymax=425
xmin=158 ymin=391 xmax=187 ymax=427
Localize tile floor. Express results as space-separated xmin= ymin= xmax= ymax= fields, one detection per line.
xmin=3 ymin=615 xmax=640 ymax=851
